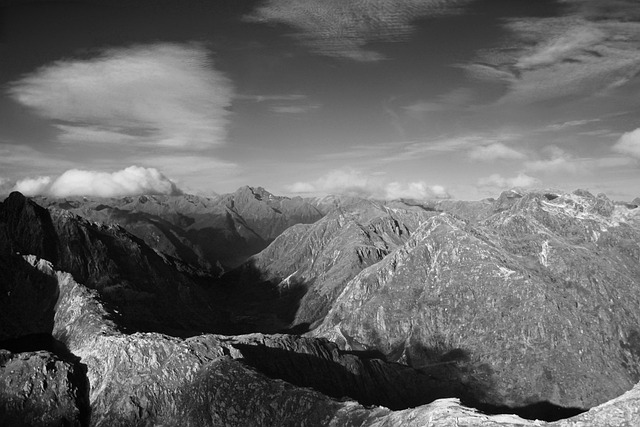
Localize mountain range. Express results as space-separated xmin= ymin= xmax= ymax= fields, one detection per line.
xmin=1 ymin=187 xmax=640 ymax=426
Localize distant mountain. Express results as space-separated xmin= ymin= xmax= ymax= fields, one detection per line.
xmin=36 ymin=186 xmax=323 ymax=272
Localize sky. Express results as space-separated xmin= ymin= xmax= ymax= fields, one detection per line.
xmin=1 ymin=0 xmax=639 ymax=201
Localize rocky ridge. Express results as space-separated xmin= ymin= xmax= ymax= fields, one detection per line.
xmin=2 ymin=253 xmax=639 ymax=426
xmin=2 ymin=189 xmax=640 ymax=425
xmin=36 ymin=186 xmax=323 ymax=272
xmin=310 ymin=190 xmax=640 ymax=409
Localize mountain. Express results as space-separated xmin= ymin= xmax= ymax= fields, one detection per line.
xmin=36 ymin=186 xmax=323 ymax=272
xmin=2 ymin=189 xmax=640 ymax=425
xmin=0 ymin=252 xmax=638 ymax=426
xmin=310 ymin=190 xmax=640 ymax=408
xmin=1 ymin=191 xmax=225 ymax=336
xmin=219 ymin=198 xmax=436 ymax=332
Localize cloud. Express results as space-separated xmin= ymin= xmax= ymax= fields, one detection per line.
xmin=0 ymin=143 xmax=75 ymax=175
xmin=246 ymin=0 xmax=468 ymax=61
xmin=269 ymin=104 xmax=321 ymax=114
xmin=466 ymin=16 xmax=640 ymax=104
xmin=477 ymin=173 xmax=540 ymax=190
xmin=515 ymin=25 xmax=607 ymax=69
xmin=287 ymin=169 xmax=450 ymax=199
xmin=467 ymin=142 xmax=526 ymax=161
xmin=13 ymin=176 xmax=52 ymax=196
xmin=613 ymin=128 xmax=640 ymax=158
xmin=544 ymin=118 xmax=602 ymax=131
xmin=136 ymin=155 xmax=239 ymax=194
xmin=524 ymin=146 xmax=580 ymax=174
xmin=560 ymin=0 xmax=640 ymax=21
xmin=12 ymin=166 xmax=181 ymax=198
xmin=7 ymin=43 xmax=233 ymax=148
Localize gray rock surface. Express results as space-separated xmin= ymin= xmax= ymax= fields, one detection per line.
xmin=0 ymin=349 xmax=88 ymax=426
xmin=312 ymin=191 xmax=640 ymax=408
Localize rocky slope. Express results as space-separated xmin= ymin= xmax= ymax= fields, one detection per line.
xmin=310 ymin=190 xmax=640 ymax=409
xmin=1 ymin=253 xmax=639 ymax=426
xmin=1 ymin=191 xmax=227 ymax=336
xmin=220 ymin=199 xmax=437 ymax=332
xmin=36 ymin=186 xmax=323 ymax=271
xmin=3 ymin=189 xmax=640 ymax=425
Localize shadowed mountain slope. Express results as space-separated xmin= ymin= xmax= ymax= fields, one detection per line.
xmin=36 ymin=186 xmax=323 ymax=272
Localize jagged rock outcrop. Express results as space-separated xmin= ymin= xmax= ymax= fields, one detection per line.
xmin=311 ymin=190 xmax=640 ymax=409
xmin=36 ymin=186 xmax=323 ymax=271
xmin=0 ymin=349 xmax=89 ymax=426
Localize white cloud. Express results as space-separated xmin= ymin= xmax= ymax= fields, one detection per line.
xmin=524 ymin=146 xmax=580 ymax=173
xmin=247 ymin=0 xmax=468 ymax=61
xmin=12 ymin=166 xmax=181 ymax=198
xmin=286 ymin=169 xmax=450 ymax=200
xmin=8 ymin=43 xmax=233 ymax=148
xmin=477 ymin=173 xmax=540 ymax=190
xmin=516 ymin=25 xmax=606 ymax=70
xmin=49 ymin=166 xmax=180 ymax=198
xmin=13 ymin=176 xmax=52 ymax=196
xmin=467 ymin=143 xmax=526 ymax=161
xmin=467 ymin=17 xmax=640 ymax=104
xmin=613 ymin=128 xmax=640 ymax=158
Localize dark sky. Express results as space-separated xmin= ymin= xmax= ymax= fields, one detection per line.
xmin=1 ymin=0 xmax=639 ymax=199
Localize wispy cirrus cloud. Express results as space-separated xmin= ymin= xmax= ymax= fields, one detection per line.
xmin=7 ymin=43 xmax=233 ymax=148
xmin=477 ymin=173 xmax=540 ymax=192
xmin=463 ymin=10 xmax=640 ymax=105
xmin=246 ymin=0 xmax=469 ymax=61
xmin=287 ymin=169 xmax=450 ymax=200
xmin=467 ymin=142 xmax=526 ymax=161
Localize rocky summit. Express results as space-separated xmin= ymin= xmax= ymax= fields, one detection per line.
xmin=1 ymin=188 xmax=640 ymax=426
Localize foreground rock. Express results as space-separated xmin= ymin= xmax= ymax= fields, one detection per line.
xmin=0 ymin=253 xmax=638 ymax=425
xmin=0 ymin=349 xmax=88 ymax=426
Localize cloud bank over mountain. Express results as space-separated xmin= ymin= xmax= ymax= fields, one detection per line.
xmin=288 ymin=169 xmax=450 ymax=199
xmin=13 ymin=166 xmax=181 ymax=198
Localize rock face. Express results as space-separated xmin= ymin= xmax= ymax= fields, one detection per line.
xmin=36 ymin=186 xmax=323 ymax=271
xmin=1 ymin=191 xmax=228 ymax=336
xmin=311 ymin=190 xmax=640 ymax=409
xmin=221 ymin=199 xmax=436 ymax=331
xmin=0 ymin=349 xmax=88 ymax=426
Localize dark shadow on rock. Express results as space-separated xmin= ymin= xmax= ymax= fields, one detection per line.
xmin=233 ymin=338 xmax=588 ymax=421
xmin=232 ymin=339 xmax=492 ymax=411
xmin=468 ymin=400 xmax=586 ymax=422
xmin=0 ymin=254 xmax=59 ymax=341
xmin=214 ymin=259 xmax=312 ymax=335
